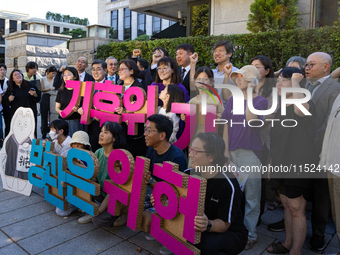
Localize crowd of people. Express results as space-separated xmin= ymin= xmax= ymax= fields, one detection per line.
xmin=0 ymin=40 xmax=340 ymax=255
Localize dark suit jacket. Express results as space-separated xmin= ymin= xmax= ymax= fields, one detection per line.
xmin=308 ymin=77 xmax=340 ymax=154
xmin=178 ymin=67 xmax=199 ymax=98
xmin=105 ymin=74 xmax=120 ymax=84
xmin=84 ymin=72 xmax=95 ymax=82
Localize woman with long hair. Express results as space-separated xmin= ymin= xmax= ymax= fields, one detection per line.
xmin=55 ymin=67 xmax=82 ymax=137
xmin=151 ymin=56 xmax=189 ymax=105
xmin=3 ymin=69 xmax=41 ymax=137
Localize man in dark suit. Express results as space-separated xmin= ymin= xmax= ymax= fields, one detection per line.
xmin=53 ymin=56 xmax=95 ymax=89
xmin=176 ymin=44 xmax=194 ymax=95
xmin=305 ymin=52 xmax=340 ymax=251
xmin=105 ymin=56 xmax=119 ymax=84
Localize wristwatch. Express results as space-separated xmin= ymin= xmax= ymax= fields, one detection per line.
xmin=205 ymin=220 xmax=212 ymax=232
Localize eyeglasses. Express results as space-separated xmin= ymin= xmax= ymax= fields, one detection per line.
xmin=92 ymin=68 xmax=103 ymax=73
xmin=188 ymin=146 xmax=209 ymax=156
xmin=304 ymin=62 xmax=327 ymax=69
xmin=62 ymin=73 xmax=73 ymax=77
xmin=156 ymin=67 xmax=170 ymax=72
xmin=144 ymin=127 xmax=159 ymax=134
xmin=118 ymin=68 xmax=129 ymax=72
xmin=213 ymin=49 xmax=226 ymax=54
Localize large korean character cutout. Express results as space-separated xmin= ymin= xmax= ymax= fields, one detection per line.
xmin=103 ymin=149 xmax=149 ymax=230
xmin=150 ymin=162 xmax=207 ymax=255
xmin=64 ymin=148 xmax=101 ymax=216
xmin=60 ymin=80 xmax=84 ymax=119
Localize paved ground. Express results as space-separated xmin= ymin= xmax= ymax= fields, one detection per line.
xmin=0 ymin=116 xmax=338 ymax=254
xmin=0 ymin=176 xmax=339 ymax=255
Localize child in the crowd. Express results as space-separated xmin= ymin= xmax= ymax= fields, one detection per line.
xmin=158 ymin=84 xmax=184 ymax=143
xmin=55 ymin=131 xmax=91 ymax=217
xmin=49 ymin=119 xmax=72 ymax=157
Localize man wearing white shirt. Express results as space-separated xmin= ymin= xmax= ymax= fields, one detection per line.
xmin=304 ymin=52 xmax=340 ymax=251
xmin=105 ymin=57 xmax=119 ymax=84
xmin=76 ymin=57 xmax=95 ymax=82
xmin=176 ymin=43 xmax=194 ymax=94
xmin=212 ymin=41 xmax=239 ymax=107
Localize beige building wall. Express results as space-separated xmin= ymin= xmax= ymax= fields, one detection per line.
xmin=210 ymin=0 xmax=314 ymax=35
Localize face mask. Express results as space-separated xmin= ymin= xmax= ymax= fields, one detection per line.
xmin=49 ymin=130 xmax=59 ymax=140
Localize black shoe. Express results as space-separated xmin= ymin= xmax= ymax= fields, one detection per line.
xmin=309 ymin=234 xmax=325 ymax=251
xmin=268 ymin=219 xmax=285 ymax=232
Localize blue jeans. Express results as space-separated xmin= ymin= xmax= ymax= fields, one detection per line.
xmin=0 ymin=110 xmax=4 ymax=139
xmin=65 ymin=119 xmax=83 ymax=137
xmin=230 ymin=148 xmax=261 ymax=241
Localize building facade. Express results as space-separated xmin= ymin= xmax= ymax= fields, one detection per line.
xmin=0 ymin=10 xmax=86 ymax=63
xmin=129 ymin=0 xmax=339 ymax=36
xmin=98 ymin=0 xmax=176 ymax=41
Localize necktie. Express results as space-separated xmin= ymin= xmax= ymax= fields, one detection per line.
xmin=110 ymin=76 xmax=114 ymax=81
xmin=180 ymin=68 xmax=186 ymax=80
xmin=308 ymin=81 xmax=320 ymax=94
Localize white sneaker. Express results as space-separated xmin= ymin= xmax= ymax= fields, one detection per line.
xmin=78 ymin=214 xmax=92 ymax=224
xmin=114 ymin=215 xmax=127 ymax=227
xmin=145 ymin=233 xmax=155 ymax=240
xmin=159 ymin=246 xmax=173 ymax=255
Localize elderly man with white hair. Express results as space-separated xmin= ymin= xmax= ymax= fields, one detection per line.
xmin=304 ymin=52 xmax=340 ymax=251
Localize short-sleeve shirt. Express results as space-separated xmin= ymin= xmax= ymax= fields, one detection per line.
xmin=146 ymin=144 xmax=187 ymax=182
xmin=56 ymin=88 xmax=81 ymax=120
xmin=54 ymin=136 xmax=72 ymax=157
xmin=222 ymin=96 xmax=268 ymax=160
xmin=184 ymin=170 xmax=246 ymax=234
xmin=95 ymin=148 xmax=111 ymax=197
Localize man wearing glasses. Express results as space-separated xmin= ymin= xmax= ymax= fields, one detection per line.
xmin=141 ymin=114 xmax=187 ymax=226
xmin=304 ymin=52 xmax=340 ymax=251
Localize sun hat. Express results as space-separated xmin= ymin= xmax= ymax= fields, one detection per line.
xmin=230 ymin=65 xmax=260 ymax=86
xmin=70 ymin=131 xmax=91 ymax=147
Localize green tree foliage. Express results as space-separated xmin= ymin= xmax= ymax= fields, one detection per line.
xmin=133 ymin=34 xmax=150 ymax=41
xmin=45 ymin=12 xmax=89 ymax=25
xmin=334 ymin=1 xmax=340 ymax=26
xmin=97 ymin=26 xmax=340 ymax=72
xmin=247 ymin=0 xmax=300 ymax=33
xmin=61 ymin=28 xmax=86 ymax=39
xmin=192 ymin=3 xmax=209 ymax=36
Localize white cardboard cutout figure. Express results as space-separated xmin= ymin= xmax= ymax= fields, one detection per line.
xmin=0 ymin=107 xmax=35 ymax=196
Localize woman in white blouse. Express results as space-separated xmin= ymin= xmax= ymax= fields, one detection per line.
xmin=40 ymin=66 xmax=57 ymax=139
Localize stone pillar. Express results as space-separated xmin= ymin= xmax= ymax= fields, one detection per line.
xmin=49 ymin=90 xmax=59 ymax=123
xmin=67 ymin=24 xmax=120 ymax=72
xmin=3 ymin=30 xmax=71 ymax=75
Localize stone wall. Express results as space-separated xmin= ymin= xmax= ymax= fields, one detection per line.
xmin=4 ymin=31 xmax=71 ymax=75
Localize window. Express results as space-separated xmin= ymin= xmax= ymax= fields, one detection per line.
xmin=152 ymin=17 xmax=161 ymax=35
xmin=21 ymin=22 xmax=28 ymax=30
xmin=111 ymin=10 xmax=118 ymax=39
xmin=169 ymin=20 xmax=176 ymax=26
xmin=47 ymin=25 xmax=50 ymax=33
xmin=53 ymin=26 xmax=60 ymax=34
xmin=124 ymin=8 xmax=131 ymax=40
xmin=137 ymin=13 xmax=146 ymax=37
xmin=9 ymin=20 xmax=17 ymax=33
xmin=63 ymin=28 xmax=69 ymax=32
xmin=0 ymin=47 xmax=4 ymax=64
xmin=0 ymin=19 xmax=4 ymax=44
